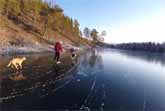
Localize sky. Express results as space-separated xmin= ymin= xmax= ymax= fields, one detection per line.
xmin=46 ymin=0 xmax=165 ymax=44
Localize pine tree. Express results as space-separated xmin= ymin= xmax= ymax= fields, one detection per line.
xmin=70 ymin=18 xmax=74 ymax=33
xmin=91 ymin=29 xmax=99 ymax=43
xmin=73 ymin=19 xmax=80 ymax=36
xmin=83 ymin=27 xmax=90 ymax=38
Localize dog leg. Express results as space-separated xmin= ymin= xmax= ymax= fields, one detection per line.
xmin=14 ymin=63 xmax=18 ymax=70
xmin=19 ymin=64 xmax=22 ymax=69
xmin=11 ymin=64 xmax=14 ymax=69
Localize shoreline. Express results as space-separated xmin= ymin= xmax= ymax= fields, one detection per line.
xmin=0 ymin=44 xmax=88 ymax=56
xmin=0 ymin=46 xmax=53 ymax=56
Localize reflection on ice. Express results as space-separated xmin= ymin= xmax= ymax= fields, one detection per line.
xmin=77 ymin=49 xmax=104 ymax=77
xmin=9 ymin=71 xmax=27 ymax=81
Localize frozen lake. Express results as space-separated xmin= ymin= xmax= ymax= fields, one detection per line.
xmin=0 ymin=49 xmax=165 ymax=111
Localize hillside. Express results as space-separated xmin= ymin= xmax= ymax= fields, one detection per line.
xmin=0 ymin=0 xmax=92 ymax=55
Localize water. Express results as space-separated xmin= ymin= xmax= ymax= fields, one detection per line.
xmin=0 ymin=49 xmax=165 ymax=111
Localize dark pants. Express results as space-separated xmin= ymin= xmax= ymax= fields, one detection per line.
xmin=54 ymin=52 xmax=60 ymax=61
xmin=71 ymin=53 xmax=76 ymax=58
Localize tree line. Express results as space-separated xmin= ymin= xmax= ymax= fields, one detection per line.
xmin=110 ymin=42 xmax=165 ymax=53
xmin=83 ymin=27 xmax=106 ymax=43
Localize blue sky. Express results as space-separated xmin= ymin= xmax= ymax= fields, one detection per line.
xmin=46 ymin=0 xmax=165 ymax=43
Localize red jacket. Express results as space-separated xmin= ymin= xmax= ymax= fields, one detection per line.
xmin=55 ymin=42 xmax=62 ymax=53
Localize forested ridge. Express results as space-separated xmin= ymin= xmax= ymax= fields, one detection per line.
xmin=0 ymin=0 xmax=93 ymax=48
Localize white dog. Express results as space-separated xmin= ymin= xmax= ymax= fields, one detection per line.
xmin=7 ymin=57 xmax=27 ymax=70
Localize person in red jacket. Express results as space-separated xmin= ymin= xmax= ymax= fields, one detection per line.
xmin=54 ymin=41 xmax=63 ymax=64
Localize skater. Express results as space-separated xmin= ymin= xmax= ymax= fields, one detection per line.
xmin=54 ymin=41 xmax=63 ymax=64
